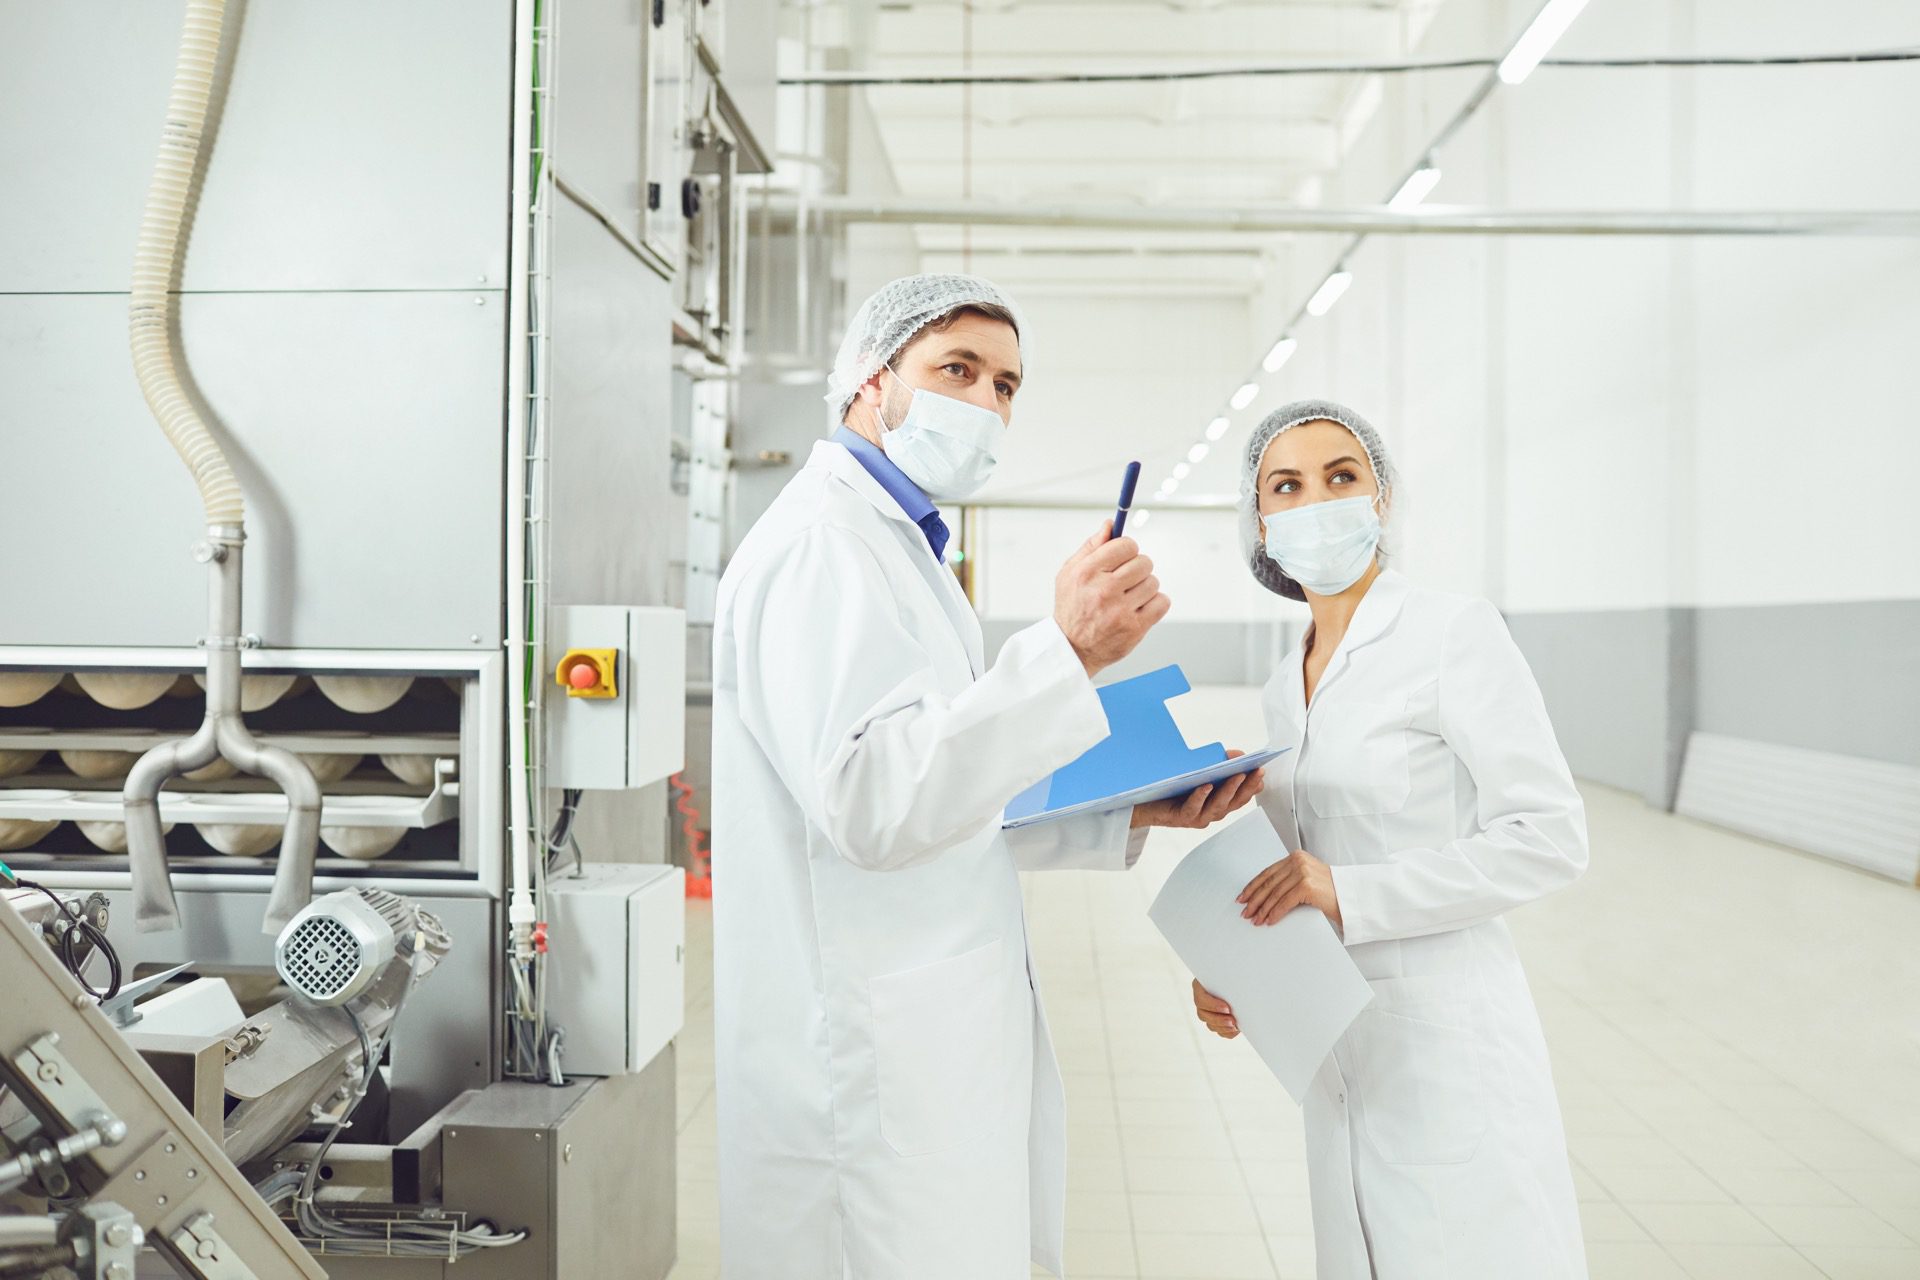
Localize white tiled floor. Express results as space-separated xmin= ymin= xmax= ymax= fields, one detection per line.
xmin=667 ymin=687 xmax=1920 ymax=1279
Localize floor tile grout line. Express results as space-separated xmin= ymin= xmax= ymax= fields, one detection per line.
xmin=1132 ymin=847 xmax=1282 ymax=1278
xmin=1571 ymin=993 xmax=1920 ymax=1256
xmin=1088 ymin=870 xmax=1148 ymax=1279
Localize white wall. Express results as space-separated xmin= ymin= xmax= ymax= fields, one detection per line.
xmin=965 ymin=289 xmax=1262 ymax=621
xmin=974 ymin=506 xmax=1301 ymax=626
xmin=977 ymin=292 xmax=1253 ymax=507
xmin=1219 ymin=0 xmax=1920 ymax=615
xmin=881 ymin=0 xmax=1920 ymax=629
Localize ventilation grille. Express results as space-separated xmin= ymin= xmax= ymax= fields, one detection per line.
xmin=280 ymin=914 xmax=364 ymax=1001
xmin=1675 ymin=732 xmax=1920 ymax=883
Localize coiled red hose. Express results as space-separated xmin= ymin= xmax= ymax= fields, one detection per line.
xmin=670 ymin=773 xmax=711 ymax=898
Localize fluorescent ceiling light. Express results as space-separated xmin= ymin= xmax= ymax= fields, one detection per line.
xmin=1261 ymin=338 xmax=1298 ymax=373
xmin=1205 ymin=416 xmax=1231 ymax=442
xmin=1305 ymin=271 xmax=1352 ymax=317
xmin=1186 ymin=443 xmax=1209 ymax=465
xmin=1387 ymin=165 xmax=1442 ymax=212
xmin=1229 ymin=381 xmax=1260 ymax=411
xmin=1497 ymin=0 xmax=1591 ymax=85
xmin=1172 ymin=463 xmax=1191 ymax=480
xmin=1134 ymin=510 xmax=1153 ymax=528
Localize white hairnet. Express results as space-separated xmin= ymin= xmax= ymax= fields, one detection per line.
xmin=1238 ymin=399 xmax=1398 ymax=601
xmin=824 ymin=273 xmax=1024 ymax=424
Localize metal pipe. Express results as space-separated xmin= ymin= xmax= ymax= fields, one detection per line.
xmin=0 ymin=1218 xmax=58 ymax=1249
xmin=124 ymin=533 xmax=321 ymax=935
xmin=0 ymin=1115 xmax=128 ymax=1198
xmin=777 ymin=196 xmax=1920 ymax=237
xmin=958 ymin=497 xmax=1236 ymax=512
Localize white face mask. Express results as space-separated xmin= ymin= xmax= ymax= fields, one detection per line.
xmin=1262 ymin=494 xmax=1382 ymax=597
xmin=873 ymin=372 xmax=1006 ymax=500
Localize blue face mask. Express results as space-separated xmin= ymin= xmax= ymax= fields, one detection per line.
xmin=874 ymin=369 xmax=1006 ymax=500
xmin=1262 ymin=495 xmax=1382 ymax=596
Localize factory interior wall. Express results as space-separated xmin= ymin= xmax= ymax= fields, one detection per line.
xmin=974 ymin=0 xmax=1920 ymax=802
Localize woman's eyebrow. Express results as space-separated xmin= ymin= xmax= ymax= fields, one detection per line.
xmin=1264 ymin=467 xmax=1302 ymax=482
xmin=1323 ymin=455 xmax=1360 ymax=470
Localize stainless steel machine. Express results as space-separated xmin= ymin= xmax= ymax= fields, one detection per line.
xmin=1 ymin=0 xmax=773 ymax=1272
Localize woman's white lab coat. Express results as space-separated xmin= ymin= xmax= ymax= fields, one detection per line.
xmin=1256 ymin=569 xmax=1589 ymax=1279
xmin=710 ymin=440 xmax=1140 ymax=1279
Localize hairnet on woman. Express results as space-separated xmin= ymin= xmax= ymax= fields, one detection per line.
xmin=1190 ymin=398 xmax=1594 ymax=1278
xmin=1236 ymin=399 xmax=1398 ymax=602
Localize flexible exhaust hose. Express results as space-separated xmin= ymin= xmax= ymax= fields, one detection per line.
xmin=123 ymin=0 xmax=321 ymax=934
xmin=129 ymin=0 xmax=245 ymax=527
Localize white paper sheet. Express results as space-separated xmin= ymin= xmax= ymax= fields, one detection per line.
xmin=1148 ymin=811 xmax=1373 ymax=1104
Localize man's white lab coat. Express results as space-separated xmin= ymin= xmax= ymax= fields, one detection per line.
xmin=711 ymin=440 xmax=1139 ymax=1278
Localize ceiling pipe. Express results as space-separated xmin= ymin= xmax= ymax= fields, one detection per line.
xmin=772 ymin=196 xmax=1920 ymax=237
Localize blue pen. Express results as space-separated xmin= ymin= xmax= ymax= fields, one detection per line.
xmin=1111 ymin=460 xmax=1142 ymax=538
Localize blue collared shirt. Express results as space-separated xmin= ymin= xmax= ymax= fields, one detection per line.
xmin=831 ymin=427 xmax=950 ymax=563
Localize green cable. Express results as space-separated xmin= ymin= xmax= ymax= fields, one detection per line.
xmin=531 ymin=0 xmax=545 ymax=189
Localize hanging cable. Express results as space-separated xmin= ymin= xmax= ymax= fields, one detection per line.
xmin=292 ymin=949 xmax=529 ymax=1257
xmin=542 ymin=787 xmax=583 ymax=873
xmin=13 ymin=880 xmax=121 ymax=1002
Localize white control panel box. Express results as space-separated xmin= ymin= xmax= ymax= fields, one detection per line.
xmin=546 ymin=605 xmax=687 ymax=790
xmin=543 ymin=863 xmax=686 ymax=1077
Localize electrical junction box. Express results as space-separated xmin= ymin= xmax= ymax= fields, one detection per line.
xmin=542 ymin=863 xmax=686 ymax=1077
xmin=546 ymin=605 xmax=686 ymax=789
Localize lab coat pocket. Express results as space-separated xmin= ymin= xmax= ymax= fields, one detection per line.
xmin=869 ymin=936 xmax=1010 ymax=1157
xmin=1348 ymin=976 xmax=1488 ymax=1166
xmin=1305 ymin=698 xmax=1411 ymax=818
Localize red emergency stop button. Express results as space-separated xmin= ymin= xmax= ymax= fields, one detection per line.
xmin=554 ymin=649 xmax=618 ymax=699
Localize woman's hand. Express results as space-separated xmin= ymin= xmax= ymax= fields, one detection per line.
xmin=1238 ymin=849 xmax=1342 ymax=930
xmin=1192 ymin=980 xmax=1239 ymax=1040
xmin=1130 ymin=750 xmax=1266 ymax=830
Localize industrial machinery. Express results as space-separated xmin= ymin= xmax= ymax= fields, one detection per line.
xmin=1 ymin=0 xmax=770 ymax=1272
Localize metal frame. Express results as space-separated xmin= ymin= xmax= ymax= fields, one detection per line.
xmin=0 ymin=895 xmax=324 ymax=1278
xmin=1 ymin=648 xmax=504 ymax=894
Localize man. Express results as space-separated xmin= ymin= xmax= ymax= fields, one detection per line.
xmin=711 ymin=274 xmax=1262 ymax=1278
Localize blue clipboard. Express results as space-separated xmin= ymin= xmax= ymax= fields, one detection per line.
xmin=1002 ymin=664 xmax=1289 ymax=830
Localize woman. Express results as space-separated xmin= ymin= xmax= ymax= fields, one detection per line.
xmin=1190 ymin=400 xmax=1589 ymax=1278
